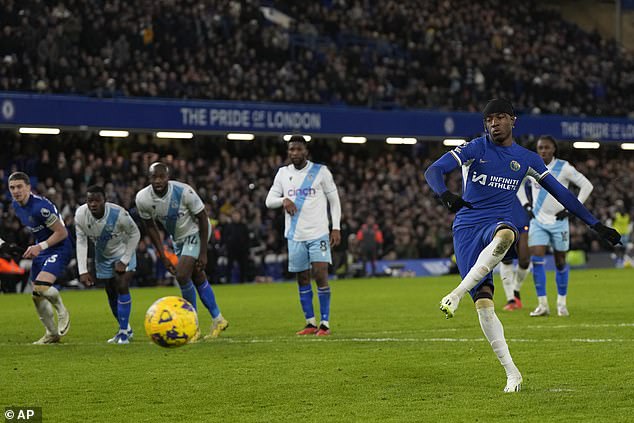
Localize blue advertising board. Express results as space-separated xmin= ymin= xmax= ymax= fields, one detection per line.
xmin=2 ymin=92 xmax=634 ymax=141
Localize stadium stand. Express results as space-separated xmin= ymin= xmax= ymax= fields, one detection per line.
xmin=1 ymin=0 xmax=633 ymax=116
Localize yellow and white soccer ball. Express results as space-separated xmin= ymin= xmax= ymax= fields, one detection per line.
xmin=144 ymin=296 xmax=198 ymax=348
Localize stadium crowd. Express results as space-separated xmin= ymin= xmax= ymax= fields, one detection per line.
xmin=1 ymin=133 xmax=632 ymax=288
xmin=1 ymin=0 xmax=633 ymax=116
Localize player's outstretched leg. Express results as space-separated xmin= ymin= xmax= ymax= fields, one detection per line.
xmin=476 ymin=298 xmax=522 ymax=393
xmin=441 ymin=229 xmax=515 ymax=318
xmin=32 ymin=292 xmax=60 ymax=344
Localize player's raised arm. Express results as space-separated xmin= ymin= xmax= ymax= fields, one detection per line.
xmin=537 ymin=174 xmax=620 ymax=246
xmin=425 ymin=152 xmax=473 ymax=213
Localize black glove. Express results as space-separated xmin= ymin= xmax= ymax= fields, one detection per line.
xmin=440 ymin=191 xmax=473 ymax=213
xmin=523 ymin=203 xmax=535 ymax=219
xmin=591 ymin=222 xmax=622 ymax=247
xmin=555 ymin=210 xmax=570 ymax=220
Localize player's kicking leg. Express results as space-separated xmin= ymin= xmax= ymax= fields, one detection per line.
xmin=441 ymin=228 xmax=516 ymax=318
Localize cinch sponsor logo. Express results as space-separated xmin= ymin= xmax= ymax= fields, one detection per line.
xmin=288 ymin=187 xmax=316 ymax=197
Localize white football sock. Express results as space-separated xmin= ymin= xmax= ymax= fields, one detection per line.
xmin=557 ymin=295 xmax=567 ymax=307
xmin=306 ymin=317 xmax=317 ymax=326
xmin=538 ymin=296 xmax=549 ymax=308
xmin=320 ymin=320 xmax=330 ymax=328
xmin=477 ymin=300 xmax=520 ymax=377
xmin=33 ymin=294 xmax=58 ymax=335
xmin=40 ymin=286 xmax=67 ymax=315
xmin=499 ymin=262 xmax=516 ymax=302
xmin=452 ymin=233 xmax=514 ymax=299
xmin=212 ymin=313 xmax=224 ymax=323
xmin=514 ymin=266 xmax=528 ymax=292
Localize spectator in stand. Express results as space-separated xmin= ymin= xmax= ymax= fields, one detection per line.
xmin=356 ymin=215 xmax=384 ymax=276
xmin=222 ymin=209 xmax=252 ymax=283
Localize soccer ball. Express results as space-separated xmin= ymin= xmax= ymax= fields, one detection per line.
xmin=144 ymin=296 xmax=198 ymax=348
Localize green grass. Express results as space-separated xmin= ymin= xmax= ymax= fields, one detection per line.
xmin=1 ymin=268 xmax=634 ymax=422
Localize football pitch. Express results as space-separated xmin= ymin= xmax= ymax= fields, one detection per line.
xmin=1 ymin=268 xmax=633 ymax=422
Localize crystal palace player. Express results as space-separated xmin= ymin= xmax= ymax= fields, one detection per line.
xmin=8 ymin=172 xmax=73 ymax=344
xmin=425 ymin=99 xmax=620 ymax=392
xmin=518 ymin=135 xmax=594 ymax=317
xmin=266 ymin=135 xmax=341 ymax=336
xmin=136 ymin=162 xmax=228 ymax=339
xmin=75 ymin=185 xmax=140 ymax=344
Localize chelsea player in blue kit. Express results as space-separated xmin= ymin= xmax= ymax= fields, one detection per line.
xmin=9 ymin=172 xmax=73 ymax=344
xmin=425 ymin=99 xmax=621 ymax=392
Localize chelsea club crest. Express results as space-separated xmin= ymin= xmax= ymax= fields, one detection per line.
xmin=510 ymin=160 xmax=521 ymax=171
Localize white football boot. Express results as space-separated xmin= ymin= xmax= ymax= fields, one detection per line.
xmin=504 ymin=373 xmax=523 ymax=393
xmin=439 ymin=293 xmax=461 ymax=319
xmin=557 ymin=305 xmax=570 ymax=317
xmin=529 ymin=305 xmax=550 ymax=317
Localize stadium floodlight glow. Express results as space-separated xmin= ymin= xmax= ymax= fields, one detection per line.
xmin=341 ymin=136 xmax=367 ymax=144
xmin=226 ymin=133 xmax=255 ymax=141
xmin=443 ymin=138 xmax=465 ymax=146
xmin=386 ymin=137 xmax=417 ymax=145
xmin=620 ymin=143 xmax=634 ymax=150
xmin=283 ymin=134 xmax=312 ymax=142
xmin=98 ymin=130 xmax=129 ymax=138
xmin=155 ymin=131 xmax=194 ymax=139
xmin=572 ymin=141 xmax=600 ymax=149
xmin=18 ymin=127 xmax=60 ymax=135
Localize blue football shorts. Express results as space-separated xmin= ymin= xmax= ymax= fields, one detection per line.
xmin=528 ymin=218 xmax=569 ymax=251
xmin=453 ymin=220 xmax=518 ymax=300
xmin=287 ymin=234 xmax=332 ymax=272
xmin=30 ymin=243 xmax=72 ymax=281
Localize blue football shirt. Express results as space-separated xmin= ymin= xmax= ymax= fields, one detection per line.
xmin=12 ymin=193 xmax=70 ymax=245
xmin=449 ymin=136 xmax=549 ymax=229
